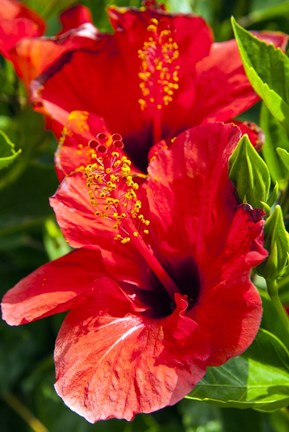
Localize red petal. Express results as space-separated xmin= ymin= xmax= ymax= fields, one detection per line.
xmin=1 ymin=249 xmax=108 ymax=325
xmin=60 ymin=5 xmax=93 ymax=33
xmin=189 ymin=206 xmax=266 ymax=365
xmin=54 ymin=291 xmax=208 ymax=422
xmin=193 ymin=32 xmax=288 ymax=124
xmin=229 ymin=119 xmax=264 ymax=150
xmin=146 ymin=122 xmax=242 ymax=259
xmin=146 ymin=123 xmax=266 ymax=365
xmin=192 ymin=277 xmax=262 ymax=366
xmin=0 ymin=0 xmax=45 ymax=58
xmin=50 ymin=171 xmax=116 ymax=248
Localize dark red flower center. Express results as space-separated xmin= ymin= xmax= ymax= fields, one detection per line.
xmin=122 ymin=257 xmax=201 ymax=318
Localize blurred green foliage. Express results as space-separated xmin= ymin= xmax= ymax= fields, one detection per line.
xmin=1 ymin=0 xmax=289 ymax=431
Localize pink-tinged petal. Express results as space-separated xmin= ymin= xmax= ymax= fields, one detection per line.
xmin=60 ymin=5 xmax=93 ymax=33
xmin=190 ymin=206 xmax=266 ymax=365
xmin=54 ymin=291 xmax=209 ymax=422
xmin=146 ymin=122 xmax=241 ymax=260
xmin=193 ymin=32 xmax=288 ymax=124
xmin=1 ymin=249 xmax=108 ymax=325
xmin=0 ymin=0 xmax=45 ymax=57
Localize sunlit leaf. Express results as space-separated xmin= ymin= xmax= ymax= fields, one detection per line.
xmin=232 ymin=17 xmax=289 ymax=134
xmin=187 ymin=329 xmax=289 ymax=411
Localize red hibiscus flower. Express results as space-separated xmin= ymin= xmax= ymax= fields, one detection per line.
xmin=1 ymin=122 xmax=267 ymax=422
xmin=25 ymin=4 xmax=286 ymax=169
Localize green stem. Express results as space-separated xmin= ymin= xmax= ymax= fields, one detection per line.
xmin=267 ymin=278 xmax=289 ymax=338
xmin=2 ymin=392 xmax=48 ymax=432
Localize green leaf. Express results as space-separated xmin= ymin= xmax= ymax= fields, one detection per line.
xmin=267 ymin=182 xmax=279 ymax=208
xmin=258 ymin=205 xmax=289 ymax=280
xmin=0 ymin=130 xmax=21 ymax=170
xmin=229 ymin=134 xmax=271 ymax=208
xmin=260 ymin=103 xmax=289 ymax=186
xmin=246 ymin=1 xmax=289 ymax=25
xmin=276 ymin=148 xmax=289 ymax=173
xmin=232 ymin=17 xmax=289 ymax=134
xmin=187 ymin=329 xmax=289 ymax=411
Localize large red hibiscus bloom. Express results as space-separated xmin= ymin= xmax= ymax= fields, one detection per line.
xmin=0 ymin=2 xmax=287 ymax=169
xmin=1 ymin=122 xmax=267 ymax=422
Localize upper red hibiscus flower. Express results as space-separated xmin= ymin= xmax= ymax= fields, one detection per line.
xmin=1 ymin=122 xmax=267 ymax=422
xmin=0 ymin=2 xmax=287 ymax=169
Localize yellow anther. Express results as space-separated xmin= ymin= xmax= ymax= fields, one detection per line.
xmin=121 ymin=237 xmax=131 ymax=244
xmin=147 ymin=24 xmax=157 ymax=32
xmin=85 ymin=133 xmax=151 ymax=246
xmin=150 ymin=18 xmax=159 ymax=25
xmin=138 ymin=18 xmax=180 ymax=111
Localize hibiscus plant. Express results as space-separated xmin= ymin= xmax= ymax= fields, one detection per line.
xmin=0 ymin=1 xmax=289 ymax=431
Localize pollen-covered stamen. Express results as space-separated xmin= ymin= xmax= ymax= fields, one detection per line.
xmin=84 ymin=132 xmax=179 ymax=299
xmin=85 ymin=133 xmax=149 ymax=243
xmin=138 ymin=18 xmax=180 ymax=112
